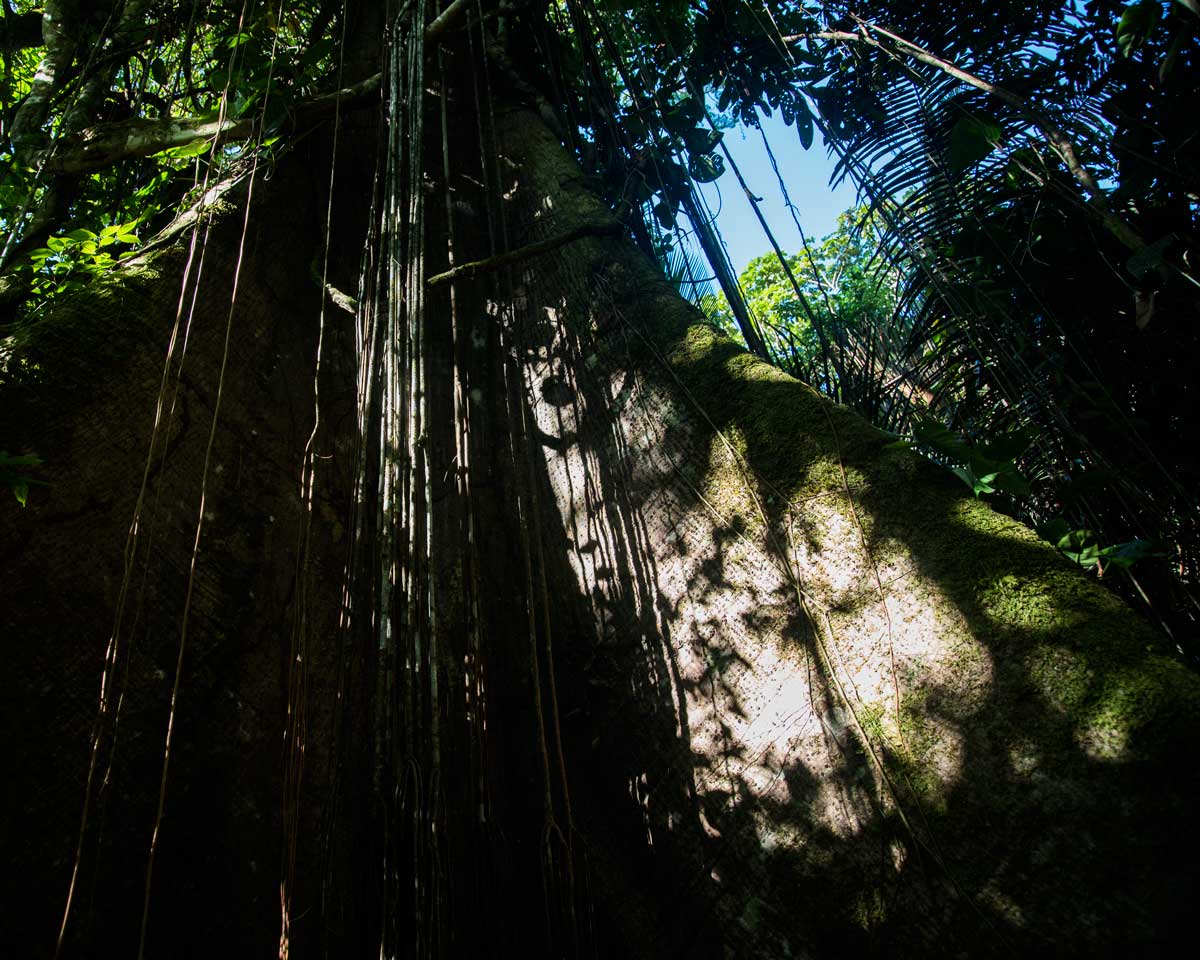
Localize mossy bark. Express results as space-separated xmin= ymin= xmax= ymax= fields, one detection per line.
xmin=497 ymin=103 xmax=1200 ymax=957
xmin=0 ymin=89 xmax=1195 ymax=960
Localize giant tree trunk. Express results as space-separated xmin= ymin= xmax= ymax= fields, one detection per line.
xmin=496 ymin=103 xmax=1200 ymax=958
xmin=1 ymin=51 xmax=1197 ymax=960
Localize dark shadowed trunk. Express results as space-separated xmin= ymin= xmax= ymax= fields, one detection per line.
xmin=1 ymin=17 xmax=1197 ymax=960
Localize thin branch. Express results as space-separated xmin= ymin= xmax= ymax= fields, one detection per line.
xmin=426 ymin=221 xmax=621 ymax=287
xmin=38 ymin=71 xmax=383 ymax=174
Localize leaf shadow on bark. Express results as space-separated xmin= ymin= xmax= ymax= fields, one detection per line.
xmin=511 ymin=237 xmax=1200 ymax=959
xmin=2 ymin=88 xmax=1197 ymax=960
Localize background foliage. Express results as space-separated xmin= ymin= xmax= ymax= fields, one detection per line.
xmin=1 ymin=0 xmax=1196 ymax=649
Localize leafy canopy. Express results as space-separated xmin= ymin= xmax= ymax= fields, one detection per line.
xmin=1 ymin=0 xmax=1197 ymax=644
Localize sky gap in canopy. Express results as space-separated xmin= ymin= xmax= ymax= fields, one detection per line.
xmin=697 ymin=109 xmax=854 ymax=275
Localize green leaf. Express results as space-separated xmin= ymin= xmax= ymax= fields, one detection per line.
xmin=911 ymin=419 xmax=971 ymax=459
xmin=978 ymin=425 xmax=1037 ymax=463
xmin=1059 ymin=529 xmax=1101 ymax=567
xmin=1037 ymin=518 xmax=1072 ymax=544
xmin=157 ymin=139 xmax=211 ymax=159
xmin=900 ymin=420 xmax=1030 ymax=498
xmin=1 ymin=451 xmax=44 ymax=507
xmin=150 ymin=58 xmax=168 ymax=85
xmin=299 ymin=37 xmax=335 ymax=68
xmin=1038 ymin=520 xmax=1102 ymax=567
xmin=951 ymin=463 xmax=997 ymax=497
xmin=261 ymin=95 xmax=291 ymax=136
xmin=687 ymin=152 xmax=725 ymax=183
xmin=1097 ymin=539 xmax=1166 ymax=568
xmin=947 ymin=114 xmax=1003 ymax=175
xmin=233 ymin=88 xmax=262 ymax=118
xmin=796 ymin=103 xmax=814 ymax=151
xmin=664 ymin=97 xmax=704 ymax=133
xmin=0 ymin=452 xmax=43 ymax=468
xmin=1117 ymin=1 xmax=1162 ymax=58
xmin=988 ymin=463 xmax=1031 ymax=497
xmin=683 ymin=127 xmax=723 ymax=155
xmin=653 ymin=199 xmax=677 ymax=230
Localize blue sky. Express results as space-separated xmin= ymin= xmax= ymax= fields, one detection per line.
xmin=696 ymin=110 xmax=857 ymax=275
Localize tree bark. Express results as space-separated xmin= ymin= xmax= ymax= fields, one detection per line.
xmin=1 ymin=45 xmax=1197 ymax=960
xmin=492 ymin=99 xmax=1200 ymax=958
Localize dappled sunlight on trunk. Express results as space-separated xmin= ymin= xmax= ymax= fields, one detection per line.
xmin=1 ymin=12 xmax=1197 ymax=958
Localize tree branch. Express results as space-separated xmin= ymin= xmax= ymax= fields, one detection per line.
xmin=426 ymin=0 xmax=473 ymax=43
xmin=33 ymin=0 xmax=478 ymax=177
xmin=8 ymin=0 xmax=78 ymax=150
xmin=37 ymin=71 xmax=384 ymax=174
xmin=426 ymin=221 xmax=622 ymax=287
xmin=60 ymin=0 xmax=154 ymax=136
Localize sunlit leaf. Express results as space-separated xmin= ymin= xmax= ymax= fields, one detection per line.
xmin=156 ymin=139 xmax=212 ymax=159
